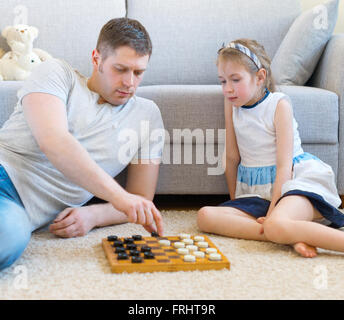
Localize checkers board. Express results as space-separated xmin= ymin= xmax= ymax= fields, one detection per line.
xmin=102 ymin=234 xmax=230 ymax=273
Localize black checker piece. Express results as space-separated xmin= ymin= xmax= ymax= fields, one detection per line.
xmin=144 ymin=252 xmax=155 ymax=259
xmin=126 ymin=243 xmax=137 ymax=250
xmin=132 ymin=256 xmax=143 ymax=263
xmin=129 ymin=250 xmax=141 ymax=256
xmin=112 ymin=240 xmax=124 ymax=247
xmin=107 ymin=235 xmax=118 ymax=241
xmin=124 ymin=237 xmax=134 ymax=244
xmin=140 ymin=246 xmax=151 ymax=253
xmin=117 ymin=252 xmax=129 ymax=260
xmin=115 ymin=247 xmax=126 ymax=253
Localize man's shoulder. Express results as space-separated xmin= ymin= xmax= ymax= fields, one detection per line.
xmin=29 ymin=58 xmax=78 ymax=83
xmin=17 ymin=58 xmax=78 ymax=104
xmin=131 ymin=95 xmax=161 ymax=114
xmin=37 ymin=58 xmax=74 ymax=74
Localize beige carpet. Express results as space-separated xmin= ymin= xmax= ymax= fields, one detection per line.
xmin=1 ymin=210 xmax=344 ymax=300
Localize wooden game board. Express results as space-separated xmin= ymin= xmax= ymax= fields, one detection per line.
xmin=102 ymin=235 xmax=230 ymax=273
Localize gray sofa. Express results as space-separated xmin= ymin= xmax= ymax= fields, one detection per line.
xmin=1 ymin=0 xmax=343 ymax=199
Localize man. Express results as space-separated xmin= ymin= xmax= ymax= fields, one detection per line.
xmin=0 ymin=18 xmax=165 ymax=271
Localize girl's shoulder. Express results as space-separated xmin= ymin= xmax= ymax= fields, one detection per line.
xmin=269 ymin=91 xmax=292 ymax=106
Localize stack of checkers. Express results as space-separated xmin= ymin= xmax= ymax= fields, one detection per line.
xmin=102 ymin=232 xmax=230 ymax=273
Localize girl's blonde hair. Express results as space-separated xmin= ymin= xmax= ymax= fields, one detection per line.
xmin=217 ymin=39 xmax=276 ymax=92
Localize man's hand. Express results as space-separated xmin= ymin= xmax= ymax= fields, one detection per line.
xmin=112 ymin=192 xmax=164 ymax=236
xmin=49 ymin=193 xmax=164 ymax=239
xmin=49 ymin=206 xmax=98 ymax=238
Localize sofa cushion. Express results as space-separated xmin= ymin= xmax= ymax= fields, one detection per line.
xmin=278 ymin=85 xmax=338 ymax=144
xmin=136 ymin=85 xmax=338 ymax=145
xmin=137 ymin=85 xmax=225 ymax=144
xmin=0 ymin=83 xmax=338 ymax=146
xmin=0 ymin=81 xmax=23 ymax=127
xmin=127 ymin=0 xmax=301 ymax=85
xmin=148 ymin=143 xmax=338 ymax=194
xmin=0 ymin=0 xmax=126 ymax=77
xmin=271 ymin=0 xmax=339 ymax=86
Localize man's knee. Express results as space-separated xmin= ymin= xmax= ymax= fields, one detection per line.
xmin=0 ymin=213 xmax=31 ymax=271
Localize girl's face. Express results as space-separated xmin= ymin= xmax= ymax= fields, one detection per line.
xmin=217 ymin=58 xmax=262 ymax=107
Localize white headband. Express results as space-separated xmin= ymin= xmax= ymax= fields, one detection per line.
xmin=225 ymin=42 xmax=263 ymax=69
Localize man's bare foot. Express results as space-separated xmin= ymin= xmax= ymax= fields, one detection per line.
xmin=293 ymin=242 xmax=318 ymax=258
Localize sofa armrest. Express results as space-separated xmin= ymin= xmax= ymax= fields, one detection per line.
xmin=309 ymin=34 xmax=344 ymax=195
xmin=309 ymin=34 xmax=344 ymax=95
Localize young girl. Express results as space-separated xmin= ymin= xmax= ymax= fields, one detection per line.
xmin=197 ymin=39 xmax=344 ymax=258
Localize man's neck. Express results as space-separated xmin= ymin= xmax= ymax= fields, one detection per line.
xmin=86 ymin=76 xmax=97 ymax=94
xmin=87 ymin=76 xmax=106 ymax=104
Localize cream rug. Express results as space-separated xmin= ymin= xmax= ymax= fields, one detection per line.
xmin=1 ymin=210 xmax=344 ymax=300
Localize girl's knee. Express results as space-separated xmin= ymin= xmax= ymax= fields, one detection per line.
xmin=197 ymin=206 xmax=214 ymax=232
xmin=263 ymin=217 xmax=293 ymax=244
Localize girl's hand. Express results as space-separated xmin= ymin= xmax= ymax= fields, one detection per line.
xmin=257 ymin=217 xmax=266 ymax=234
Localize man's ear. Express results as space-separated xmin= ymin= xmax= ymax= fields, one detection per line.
xmin=92 ymin=49 xmax=101 ymax=67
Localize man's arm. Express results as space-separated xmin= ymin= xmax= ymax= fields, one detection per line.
xmin=125 ymin=159 xmax=161 ymax=201
xmin=87 ymin=160 xmax=161 ymax=228
xmin=23 ymin=92 xmax=163 ymax=234
xmin=49 ymin=160 xmax=162 ymax=237
xmin=23 ymin=92 xmax=126 ymax=203
xmin=97 ymin=160 xmax=161 ymax=227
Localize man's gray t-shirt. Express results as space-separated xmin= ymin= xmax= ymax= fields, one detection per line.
xmin=0 ymin=58 xmax=165 ymax=230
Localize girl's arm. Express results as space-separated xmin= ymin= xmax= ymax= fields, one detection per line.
xmin=224 ymin=98 xmax=241 ymax=200
xmin=266 ymin=98 xmax=294 ymax=217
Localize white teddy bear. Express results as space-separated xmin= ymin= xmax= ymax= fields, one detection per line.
xmin=0 ymin=24 xmax=52 ymax=81
xmin=0 ymin=50 xmax=41 ymax=81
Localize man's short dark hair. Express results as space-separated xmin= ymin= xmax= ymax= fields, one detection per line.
xmin=96 ymin=18 xmax=152 ymax=59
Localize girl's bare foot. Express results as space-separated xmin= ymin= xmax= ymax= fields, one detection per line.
xmin=293 ymin=242 xmax=317 ymax=258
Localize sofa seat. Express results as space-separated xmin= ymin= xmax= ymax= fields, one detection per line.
xmin=0 ymin=82 xmax=338 ymax=194
xmin=137 ymin=85 xmax=339 ymax=145
xmin=135 ymin=84 xmax=339 ymax=194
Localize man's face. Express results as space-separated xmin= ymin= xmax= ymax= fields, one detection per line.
xmin=92 ymin=46 xmax=149 ymax=106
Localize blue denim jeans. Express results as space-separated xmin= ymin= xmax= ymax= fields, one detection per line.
xmin=0 ymin=164 xmax=31 ymax=271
